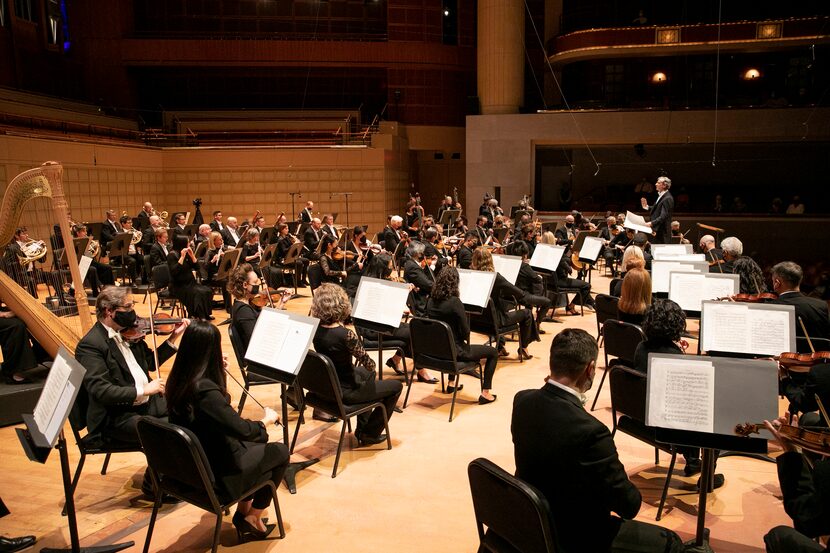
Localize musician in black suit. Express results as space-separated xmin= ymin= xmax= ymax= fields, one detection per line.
xmin=275 ymin=223 xmax=308 ymax=287
xmin=148 ymin=228 xmax=170 ymax=269
xmin=303 ymin=218 xmax=324 ymax=261
xmin=700 ymin=234 xmax=726 ymax=272
xmin=512 ymin=328 xmax=684 ymax=553
xmin=100 ymin=210 xmax=122 ymax=251
xmin=381 ymin=215 xmax=405 ymax=255
xmin=75 ymin=286 xmax=187 ymax=495
xmin=208 ymin=210 xmax=227 ymax=235
xmin=553 ymin=214 xmax=576 ymax=248
xmin=403 ymin=242 xmax=433 ymax=317
xmin=640 ymin=175 xmax=674 ymax=245
xmin=224 ymin=217 xmax=243 ymax=248
xmin=772 ymin=261 xmax=830 ymax=340
xmin=170 ymin=213 xmax=189 ymax=243
xmin=321 ymin=214 xmax=339 ymax=240
xmin=139 ymin=215 xmax=162 ymax=254
xmin=717 ymin=236 xmax=742 ymax=274
xmin=472 ymin=216 xmax=489 ymax=245
xmin=763 ymin=417 xmax=830 ymax=553
xmin=168 ymin=235 xmax=214 ymax=320
xmin=4 ymin=227 xmax=42 ymax=297
xmin=455 ymin=232 xmax=477 ymax=269
xmin=299 ymin=201 xmax=314 ymax=223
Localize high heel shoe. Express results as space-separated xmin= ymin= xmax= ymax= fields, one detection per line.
xmin=498 ymin=347 xmax=509 ymax=357
xmin=478 ymin=394 xmax=497 ymax=405
xmin=518 ymin=348 xmax=533 ymax=361
xmin=445 ymin=383 xmax=464 ymax=394
xmin=385 ymin=358 xmax=405 ymax=376
xmin=233 ymin=515 xmax=275 ymax=542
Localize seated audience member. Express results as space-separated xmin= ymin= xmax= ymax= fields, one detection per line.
xmin=617 ymin=267 xmax=651 ymax=326
xmin=168 ymin=235 xmax=215 ymax=320
xmin=0 ymin=305 xmax=40 ymax=384
xmin=511 ymin=328 xmax=684 ymax=553
xmin=611 ymin=246 xmax=646 ymax=297
xmin=718 ymin=236 xmax=743 ymax=273
xmin=311 ymin=284 xmax=402 ymax=445
xmin=427 ymin=267 xmax=498 ymax=404
xmin=772 ymin=261 xmax=830 ymax=340
xmin=471 ymin=247 xmax=539 ymax=360
xmin=633 ymin=299 xmax=688 ymax=373
xmin=733 ymin=256 xmax=768 ymax=295
xmin=763 ymin=417 xmax=830 ymax=553
xmin=166 ymin=321 xmax=288 ymax=541
xmin=75 ymin=286 xmax=187 ymax=497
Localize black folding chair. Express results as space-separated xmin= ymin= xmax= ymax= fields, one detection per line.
xmin=467 ymin=457 xmax=557 ymax=553
xmin=150 ymin=263 xmax=186 ymax=317
xmin=594 ymin=293 xmax=619 ymax=347
xmin=406 ymin=317 xmax=482 ymax=421
xmin=591 ymin=319 xmax=645 ymax=411
xmin=469 ymin=299 xmax=522 ymax=360
xmin=609 ymin=365 xmax=677 ymax=521
xmin=608 ymin=277 xmax=623 ymax=298
xmin=307 ymin=263 xmax=323 ymax=295
xmin=137 ymin=417 xmax=285 ymax=553
xmin=289 ymin=351 xmax=392 ymax=477
xmin=62 ymin=385 xmax=142 ymax=516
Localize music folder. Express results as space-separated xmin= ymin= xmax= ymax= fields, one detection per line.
xmin=245 ymin=308 xmax=319 ymax=381
xmin=352 ymin=277 xmax=411 ymax=330
xmin=623 ymin=211 xmax=652 ymax=234
xmin=651 ymin=243 xmax=693 ymax=259
xmin=577 ymin=236 xmax=604 ymax=263
xmin=668 ymin=272 xmax=739 ymax=316
xmin=651 ymin=260 xmax=708 ymax=293
xmin=529 ymin=243 xmax=566 ymax=273
xmin=491 ymin=254 xmax=522 ymax=285
xmin=457 ymin=268 xmax=496 ymax=309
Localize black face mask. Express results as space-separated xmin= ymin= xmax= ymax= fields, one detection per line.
xmin=249 ymin=284 xmax=260 ymax=296
xmin=113 ymin=308 xmax=137 ymax=329
xmin=565 ymin=223 xmax=573 ymax=228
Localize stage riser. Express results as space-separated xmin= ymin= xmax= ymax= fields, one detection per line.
xmin=0 ymin=383 xmax=43 ymax=427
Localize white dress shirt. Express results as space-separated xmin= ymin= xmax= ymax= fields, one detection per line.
xmin=105 ymin=325 xmax=149 ymax=405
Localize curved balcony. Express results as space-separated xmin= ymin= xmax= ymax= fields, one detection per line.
xmin=548 ymin=16 xmax=830 ymax=66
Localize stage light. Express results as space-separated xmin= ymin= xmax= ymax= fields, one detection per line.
xmin=743 ymin=68 xmax=761 ymax=80
xmin=444 ymin=8 xmax=450 ymax=16
xmin=651 ymin=72 xmax=667 ymax=83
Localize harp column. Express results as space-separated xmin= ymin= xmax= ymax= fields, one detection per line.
xmin=477 ymin=0 xmax=525 ymax=115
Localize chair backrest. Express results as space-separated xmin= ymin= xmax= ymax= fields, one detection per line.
xmin=151 ymin=263 xmax=171 ymax=290
xmin=468 ymin=457 xmax=557 ymax=553
xmin=296 ymin=351 xmax=344 ymax=409
xmin=608 ymin=278 xmax=622 ymax=297
xmin=136 ymin=417 xmax=219 ymax=508
xmin=227 ymin=325 xmax=248 ymax=372
xmin=797 ymin=336 xmax=830 ymax=354
xmin=594 ymin=294 xmax=619 ymax=333
xmin=608 ymin=364 xmax=648 ymax=423
xmin=409 ymin=317 xmax=460 ymax=371
xmin=602 ymin=319 xmax=645 ymax=366
xmin=142 ymin=255 xmax=153 ymax=284
xmin=307 ymin=263 xmax=324 ymax=291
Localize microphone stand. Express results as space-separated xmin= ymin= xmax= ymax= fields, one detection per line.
xmin=288 ymin=192 xmax=302 ymax=221
xmin=330 ymin=192 xmax=353 ymax=227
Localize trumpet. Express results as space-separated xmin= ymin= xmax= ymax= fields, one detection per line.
xmin=18 ymin=239 xmax=47 ymax=265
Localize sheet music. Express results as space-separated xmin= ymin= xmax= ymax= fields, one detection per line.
xmin=245 ymin=308 xmax=318 ymax=376
xmin=79 ymin=255 xmax=92 ymax=283
xmin=457 ymin=269 xmax=496 ymax=308
xmin=623 ymin=211 xmax=652 ymax=234
xmin=669 ymin=272 xmax=739 ymax=312
xmin=701 ymin=302 xmax=794 ymax=356
xmin=647 ymin=357 xmax=715 ymax=433
xmin=578 ymin=236 xmax=604 ymax=262
xmin=529 ymin=243 xmax=566 ymax=272
xmin=651 ymin=260 xmax=708 ymax=293
xmin=34 ymin=353 xmax=74 ymax=446
xmin=352 ymin=277 xmax=411 ymax=328
xmin=491 ymin=254 xmax=522 ymax=285
xmin=651 ymin=244 xmax=693 ymax=259
xmin=653 ymin=253 xmax=705 ymax=262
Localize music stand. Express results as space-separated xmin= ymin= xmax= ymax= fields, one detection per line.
xmin=352 ymin=277 xmax=411 ymax=380
xmin=696 ymin=223 xmax=725 ymax=247
xmin=183 ymin=224 xmax=198 ymax=240
xmin=282 ymin=242 xmax=305 ymax=299
xmin=438 ymin=209 xmax=460 ymax=237
xmin=193 ymin=240 xmax=208 ymax=260
xmin=71 ymin=237 xmax=90 ymax=261
xmin=260 ymin=227 xmax=276 ymax=245
xmin=493 ymin=227 xmax=509 ymax=244
xmin=16 ymin=348 xmax=133 ymax=553
xmin=216 ymin=248 xmax=242 ymax=282
xmin=287 ymin=222 xmax=301 ymax=236
xmin=259 ymin=244 xmax=278 ymax=292
xmin=108 ymin=233 xmax=132 ymax=286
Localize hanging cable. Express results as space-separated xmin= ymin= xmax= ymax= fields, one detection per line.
xmin=711 ymin=0 xmax=723 ymax=166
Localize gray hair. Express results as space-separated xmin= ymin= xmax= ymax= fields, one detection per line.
xmin=657 ymin=176 xmax=672 ymax=189
xmin=700 ymin=234 xmax=715 ymax=247
xmin=406 ymin=241 xmax=426 ymax=260
xmin=772 ymin=261 xmax=803 ymax=288
xmin=720 ymin=236 xmax=743 ymax=257
xmin=390 ymin=215 xmax=403 ymax=225
xmin=246 ymin=228 xmax=260 ymax=240
xmin=95 ymin=286 xmax=131 ymax=321
xmin=199 ymin=224 xmax=211 ymax=233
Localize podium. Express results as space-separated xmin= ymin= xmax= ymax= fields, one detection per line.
xmin=16 ymin=348 xmax=133 ymax=553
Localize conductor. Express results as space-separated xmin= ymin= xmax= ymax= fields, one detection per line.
xmin=640 ymin=176 xmax=675 ymax=245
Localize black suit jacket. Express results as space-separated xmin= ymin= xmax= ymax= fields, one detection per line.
xmin=554 ymin=226 xmax=573 ymax=247
xmin=776 ymin=451 xmax=830 ymax=540
xmin=516 ymin=262 xmax=544 ymax=296
xmin=456 ymin=245 xmax=473 ymax=269
xmin=299 ymin=208 xmax=313 ymax=223
xmin=403 ymin=259 xmax=433 ymax=316
xmin=512 ymin=383 xmax=641 ymax=553
xmin=775 ymin=291 xmax=830 ymax=340
xmin=633 ymin=339 xmax=681 ymax=372
xmin=101 ymin=220 xmax=121 ymax=248
xmin=136 ymin=210 xmax=150 ymax=230
xmin=426 ymin=296 xmax=471 ymax=353
xmin=303 ymin=226 xmax=322 ymax=254
xmin=648 ymin=191 xmax=674 ymax=245
xmin=149 ymin=242 xmax=169 ymax=269
xmin=76 ymin=322 xmax=175 ymax=439
xmin=381 ymin=226 xmax=401 ymax=254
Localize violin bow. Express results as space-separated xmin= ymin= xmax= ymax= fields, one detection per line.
xmin=146 ymin=285 xmax=162 ymax=379
xmin=798 ymin=316 xmax=815 ymax=353
xmin=816 ymin=394 xmax=830 ymax=427
xmin=222 ymin=365 xmax=282 ymax=427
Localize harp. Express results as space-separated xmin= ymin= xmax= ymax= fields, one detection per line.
xmin=0 ymin=162 xmax=93 ymax=357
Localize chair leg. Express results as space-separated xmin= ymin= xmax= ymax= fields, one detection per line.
xmin=380 ymin=406 xmax=392 ymax=450
xmin=655 ymin=448 xmax=659 ymax=464
xmin=289 ymin=403 xmax=305 ymax=454
xmin=270 ymin=483 xmax=285 ymax=538
xmin=332 ymin=419 xmax=349 ymax=478
xmin=589 ymin=366 xmax=609 ymax=411
xmin=402 ymin=363 xmax=417 ymax=408
xmin=142 ymin=494 xmax=163 ymax=553
xmin=61 ymin=452 xmax=87 ymax=517
xmin=211 ymin=513 xmax=223 ymax=553
xmin=100 ymin=452 xmax=112 ymax=475
xmin=656 ymin=449 xmax=678 ymax=521
xmin=448 ymin=380 xmax=460 ymax=422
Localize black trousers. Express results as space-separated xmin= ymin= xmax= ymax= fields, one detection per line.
xmin=610 ymin=517 xmax=685 ymax=553
xmin=244 ymin=442 xmax=290 ymax=510
xmin=764 ymin=526 xmax=824 ymax=553
xmin=105 ymin=394 xmax=168 ymax=445
xmin=559 ymin=277 xmax=593 ymax=306
xmin=498 ymin=308 xmax=538 ymax=349
xmin=342 ymin=369 xmax=403 ymax=438
xmin=361 ymin=323 xmax=412 ymax=357
xmin=110 ymin=255 xmax=138 ymax=282
xmin=457 ymin=344 xmax=499 ymax=389
xmin=522 ymin=293 xmax=553 ymax=323
xmin=0 ymin=316 xmax=37 ymax=378
xmin=175 ymin=284 xmax=214 ymax=319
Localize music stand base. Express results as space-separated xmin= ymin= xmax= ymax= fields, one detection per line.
xmin=683 ymin=528 xmax=714 ymax=553
xmin=40 ymin=542 xmax=134 ymax=553
xmin=283 ymin=459 xmax=320 ymax=494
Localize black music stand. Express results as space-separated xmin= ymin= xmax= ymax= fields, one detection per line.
xmin=16 ymin=348 xmax=133 ymax=553
xmin=183 ymin=224 xmax=198 ymax=240
xmin=282 ymin=242 xmax=306 ymax=299
xmin=193 ymin=240 xmax=208 ymax=260
xmin=108 ymin=233 xmax=132 ymax=286
xmin=260 ymin=227 xmax=276 ymax=245
xmin=214 ymin=249 xmax=242 ymax=326
xmin=87 ymin=223 xmax=104 ymax=243
xmin=287 ymin=222 xmax=301 ymax=236
xmin=438 ymin=209 xmax=460 ymax=237
xmin=259 ymin=244 xmax=279 ymax=293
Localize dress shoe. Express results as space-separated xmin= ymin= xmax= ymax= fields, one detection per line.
xmin=498 ymin=347 xmax=509 ymax=357
xmin=0 ymin=535 xmax=36 ymax=553
xmin=445 ymin=383 xmax=463 ymax=394
xmin=385 ymin=358 xmax=405 ymax=376
xmin=696 ymin=473 xmax=725 ymax=490
xmin=478 ymin=394 xmax=497 ymax=405
xmin=355 ymin=432 xmax=387 ymax=446
xmin=312 ymin=409 xmax=338 ymax=423
xmin=416 ymin=372 xmax=439 ymax=384
xmin=683 ymin=458 xmax=702 ymax=476
xmin=518 ymin=348 xmax=534 ymax=361
xmin=233 ymin=515 xmax=275 ymax=542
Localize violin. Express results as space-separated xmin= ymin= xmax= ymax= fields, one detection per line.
xmin=120 ymin=314 xmax=183 ymax=342
xmin=251 ymin=288 xmax=292 ymax=308
xmin=332 ymin=249 xmax=358 ymax=261
xmin=776 ymin=351 xmax=830 ymax=372
xmin=716 ymin=292 xmax=778 ymax=303
xmin=734 ymin=422 xmax=830 ymax=456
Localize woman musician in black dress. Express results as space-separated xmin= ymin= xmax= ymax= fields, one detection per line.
xmin=168 ymin=235 xmax=214 ymax=320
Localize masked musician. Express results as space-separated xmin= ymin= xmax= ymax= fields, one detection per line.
xmin=554 ymin=214 xmax=576 ymax=247
xmin=76 ymin=286 xmax=188 ymax=498
xmin=403 ymin=242 xmax=433 ymax=317
xmin=299 ymin=201 xmax=314 ymax=223
xmin=381 ymin=215 xmax=405 ymax=256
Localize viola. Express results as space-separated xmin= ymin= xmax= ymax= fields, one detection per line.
xmin=715 ymin=292 xmax=778 ymax=303
xmin=734 ymin=422 xmax=830 ymax=456
xmin=120 ymin=314 xmax=183 ymax=342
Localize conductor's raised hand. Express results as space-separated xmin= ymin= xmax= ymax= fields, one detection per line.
xmin=640 ymin=197 xmax=649 ymax=210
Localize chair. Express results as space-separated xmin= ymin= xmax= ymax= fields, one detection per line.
xmin=137 ymin=417 xmax=285 ymax=553
xmin=542 ymin=272 xmax=584 ymax=316
xmin=467 ymin=458 xmax=557 ymax=553
xmin=594 ymin=294 xmax=619 ymax=346
xmin=150 ymin=263 xmax=186 ymax=317
xmin=591 ymin=319 xmax=645 ymax=411
xmin=289 ymin=351 xmax=392 ymax=477
xmin=469 ymin=299 xmax=522 ymax=360
xmin=608 ymin=277 xmax=623 ymax=298
xmin=608 ymin=365 xmax=677 ymax=521
xmin=406 ymin=317 xmax=482 ymax=421
xmin=354 ymin=324 xmax=409 ymax=380
xmin=228 ymin=325 xmax=281 ymax=414
xmin=307 ymin=263 xmax=324 ymax=295
xmin=63 ymin=385 xmax=142 ymax=516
